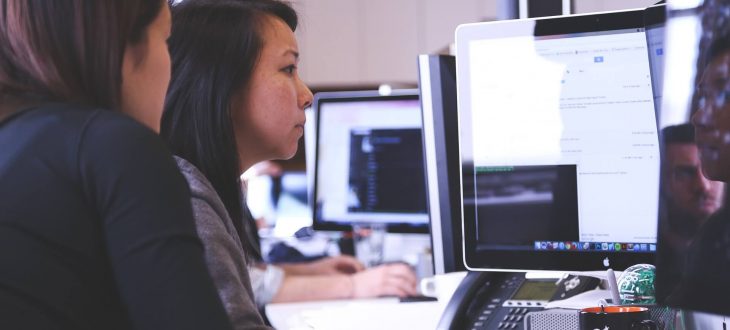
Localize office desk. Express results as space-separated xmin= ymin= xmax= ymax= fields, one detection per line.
xmin=266 ymin=297 xmax=447 ymax=329
xmin=265 ymin=272 xmax=468 ymax=329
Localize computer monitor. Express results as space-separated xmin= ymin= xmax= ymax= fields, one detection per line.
xmin=655 ymin=0 xmax=730 ymax=316
xmin=312 ymin=90 xmax=430 ymax=233
xmin=455 ymin=8 xmax=659 ymax=272
xmin=418 ymin=54 xmax=467 ymax=274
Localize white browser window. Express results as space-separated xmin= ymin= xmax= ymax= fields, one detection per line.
xmin=468 ymin=30 xmax=659 ymax=243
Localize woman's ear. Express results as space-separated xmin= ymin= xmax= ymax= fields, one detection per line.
xmin=123 ymin=36 xmax=151 ymax=71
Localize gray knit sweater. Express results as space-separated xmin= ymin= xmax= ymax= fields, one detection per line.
xmin=175 ymin=156 xmax=272 ymax=330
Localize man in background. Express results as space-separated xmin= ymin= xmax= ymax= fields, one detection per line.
xmin=658 ymin=123 xmax=725 ymax=301
xmin=661 ymin=123 xmax=725 ymax=245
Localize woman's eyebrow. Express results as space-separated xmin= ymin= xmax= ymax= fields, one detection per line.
xmin=282 ymin=49 xmax=299 ymax=59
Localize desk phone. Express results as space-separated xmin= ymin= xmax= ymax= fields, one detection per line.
xmin=437 ymin=272 xmax=600 ymax=329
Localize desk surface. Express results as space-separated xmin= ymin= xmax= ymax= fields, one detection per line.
xmin=266 ymin=297 xmax=447 ymax=330
xmin=266 ymin=271 xmax=468 ymax=329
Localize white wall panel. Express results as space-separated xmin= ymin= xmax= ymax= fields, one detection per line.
xmin=294 ymin=0 xmax=656 ymax=86
xmin=573 ymin=0 xmax=658 ymax=14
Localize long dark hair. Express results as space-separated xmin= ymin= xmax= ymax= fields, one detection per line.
xmin=161 ymin=0 xmax=297 ymax=260
xmin=0 ymin=0 xmax=165 ymax=112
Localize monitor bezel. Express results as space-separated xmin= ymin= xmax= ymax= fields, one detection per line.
xmin=456 ymin=8 xmax=659 ymax=272
xmin=418 ymin=54 xmax=467 ymax=274
xmin=311 ymin=89 xmax=429 ymax=234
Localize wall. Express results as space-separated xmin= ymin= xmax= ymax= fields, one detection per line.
xmin=292 ymin=0 xmax=497 ymax=87
xmin=293 ymin=0 xmax=660 ymax=88
xmin=573 ymin=0 xmax=659 ymax=14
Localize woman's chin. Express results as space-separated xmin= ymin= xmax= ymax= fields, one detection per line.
xmin=276 ymin=148 xmax=298 ymax=161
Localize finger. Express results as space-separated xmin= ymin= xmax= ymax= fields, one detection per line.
xmin=386 ymin=264 xmax=418 ymax=284
xmin=377 ymin=280 xmax=408 ymax=297
xmin=383 ymin=277 xmax=416 ymax=297
xmin=385 ymin=273 xmax=418 ymax=296
xmin=386 ymin=272 xmax=417 ymax=296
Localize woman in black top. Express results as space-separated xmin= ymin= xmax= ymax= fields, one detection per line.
xmin=0 ymin=1 xmax=233 ymax=329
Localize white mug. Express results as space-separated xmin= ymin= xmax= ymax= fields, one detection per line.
xmin=419 ymin=271 xmax=467 ymax=301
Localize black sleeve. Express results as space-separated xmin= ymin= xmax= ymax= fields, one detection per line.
xmin=77 ymin=112 xmax=233 ymax=330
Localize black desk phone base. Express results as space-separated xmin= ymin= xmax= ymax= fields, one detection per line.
xmin=437 ymin=271 xmax=600 ymax=330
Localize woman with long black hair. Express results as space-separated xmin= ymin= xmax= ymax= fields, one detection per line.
xmin=162 ymin=0 xmax=418 ymax=327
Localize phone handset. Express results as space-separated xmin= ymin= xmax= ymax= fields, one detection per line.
xmin=550 ymin=274 xmax=601 ymax=301
xmin=436 ymin=271 xmax=507 ymax=330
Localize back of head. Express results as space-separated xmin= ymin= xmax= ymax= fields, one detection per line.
xmin=0 ymin=0 xmax=164 ymax=114
xmin=161 ymin=0 xmax=297 ymax=259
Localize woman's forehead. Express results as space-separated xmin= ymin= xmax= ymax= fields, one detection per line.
xmin=260 ymin=15 xmax=297 ymax=49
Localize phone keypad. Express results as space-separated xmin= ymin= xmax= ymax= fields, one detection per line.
xmin=468 ymin=274 xmax=542 ymax=330
xmin=497 ymin=308 xmax=530 ymax=329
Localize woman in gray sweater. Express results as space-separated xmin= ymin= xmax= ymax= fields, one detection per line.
xmin=161 ymin=0 xmax=418 ymax=328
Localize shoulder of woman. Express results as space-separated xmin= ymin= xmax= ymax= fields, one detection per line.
xmin=75 ymin=107 xmax=179 ymax=175
xmin=174 ymin=156 xmax=220 ymax=200
xmin=173 ymin=156 xmax=236 ymax=223
xmin=174 ymin=156 xmax=248 ymax=252
xmin=21 ymin=103 xmax=177 ymax=180
xmin=7 ymin=103 xmax=147 ymax=140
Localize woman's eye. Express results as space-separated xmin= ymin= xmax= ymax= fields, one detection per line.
xmin=283 ymin=65 xmax=296 ymax=75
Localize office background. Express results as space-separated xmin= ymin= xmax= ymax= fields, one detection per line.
xmin=290 ymin=0 xmax=658 ymax=88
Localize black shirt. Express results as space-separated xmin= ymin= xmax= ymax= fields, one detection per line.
xmin=0 ymin=104 xmax=233 ymax=330
xmin=667 ymin=206 xmax=730 ymax=315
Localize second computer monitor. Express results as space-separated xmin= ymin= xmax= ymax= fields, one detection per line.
xmin=312 ymin=90 xmax=429 ymax=233
xmin=418 ymin=54 xmax=466 ymax=274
